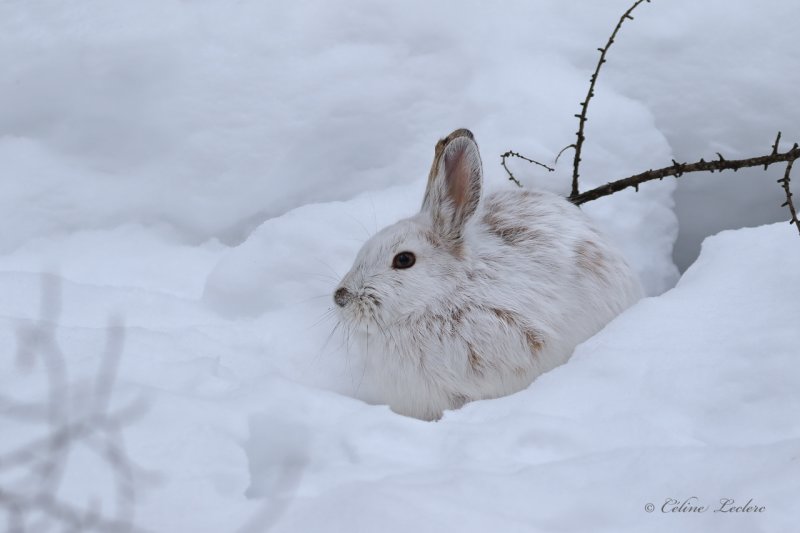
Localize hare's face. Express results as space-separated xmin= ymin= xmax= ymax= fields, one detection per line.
xmin=333 ymin=215 xmax=459 ymax=333
xmin=334 ymin=129 xmax=483 ymax=335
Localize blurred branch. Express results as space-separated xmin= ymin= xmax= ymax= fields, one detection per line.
xmin=500 ymin=150 xmax=554 ymax=187
xmin=0 ymin=488 xmax=145 ymax=533
xmin=570 ymin=0 xmax=651 ymax=197
xmin=0 ymin=275 xmax=151 ymax=533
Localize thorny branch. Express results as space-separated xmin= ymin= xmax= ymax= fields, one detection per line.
xmin=572 ymin=140 xmax=800 ymax=204
xmin=499 ymin=0 xmax=800 ymax=237
xmin=570 ymin=0 xmax=651 ymax=198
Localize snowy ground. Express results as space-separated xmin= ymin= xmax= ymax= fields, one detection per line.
xmin=1 ymin=1 xmax=799 ymax=532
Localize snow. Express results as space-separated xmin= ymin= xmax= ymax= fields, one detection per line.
xmin=240 ymin=224 xmax=800 ymax=533
xmin=1 ymin=1 xmax=798 ymax=531
xmin=4 ymin=222 xmax=797 ymax=532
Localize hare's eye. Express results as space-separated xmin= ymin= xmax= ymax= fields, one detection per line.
xmin=392 ymin=251 xmax=416 ymax=269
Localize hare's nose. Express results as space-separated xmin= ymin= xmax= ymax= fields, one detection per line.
xmin=334 ymin=287 xmax=352 ymax=307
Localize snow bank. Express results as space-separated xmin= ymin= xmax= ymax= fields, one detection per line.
xmin=243 ymin=222 xmax=800 ymax=533
xmin=2 ymin=216 xmax=796 ymax=532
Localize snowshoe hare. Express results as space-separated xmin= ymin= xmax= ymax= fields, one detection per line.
xmin=334 ymin=129 xmax=642 ymax=420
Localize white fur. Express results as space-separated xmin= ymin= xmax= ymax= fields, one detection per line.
xmin=334 ymin=130 xmax=642 ymax=420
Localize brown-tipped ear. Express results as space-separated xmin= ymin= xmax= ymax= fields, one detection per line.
xmin=422 ymin=128 xmax=476 ymax=212
xmin=421 ymin=129 xmax=483 ymax=246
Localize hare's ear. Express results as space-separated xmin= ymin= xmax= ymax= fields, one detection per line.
xmin=421 ymin=129 xmax=483 ymax=246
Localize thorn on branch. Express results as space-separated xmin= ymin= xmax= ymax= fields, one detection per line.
xmin=671 ymin=159 xmax=686 ymax=177
xmin=771 ymin=131 xmax=782 ymax=154
xmin=768 ymin=131 xmax=782 ymax=169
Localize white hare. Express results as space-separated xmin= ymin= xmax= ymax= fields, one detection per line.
xmin=334 ymin=129 xmax=642 ymax=420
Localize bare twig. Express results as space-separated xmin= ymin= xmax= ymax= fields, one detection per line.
xmin=555 ymin=144 xmax=576 ymax=165
xmin=570 ymin=141 xmax=800 ymax=207
xmin=500 ymin=150 xmax=555 ymax=187
xmin=777 ymin=155 xmax=800 ymax=235
xmin=571 ymin=0 xmax=651 ymax=197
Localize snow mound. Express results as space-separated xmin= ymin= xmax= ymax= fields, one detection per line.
xmin=1 ymin=211 xmax=796 ymax=532
xmin=241 ymin=222 xmax=800 ymax=533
